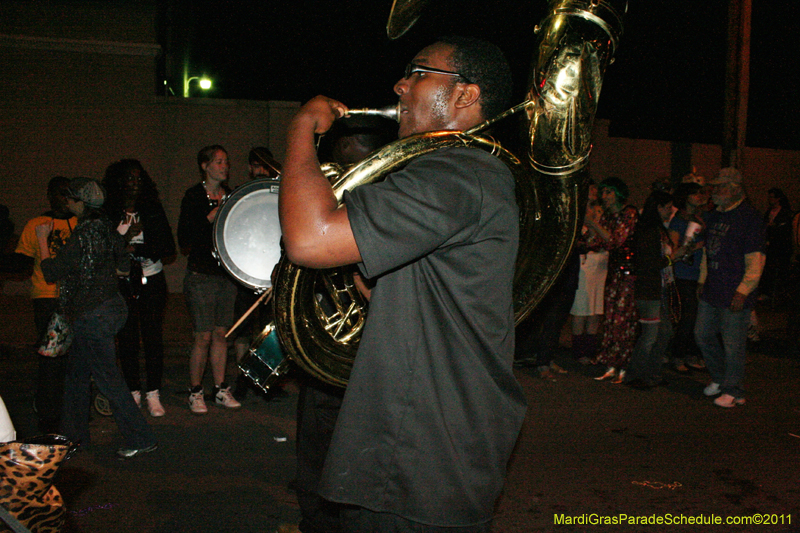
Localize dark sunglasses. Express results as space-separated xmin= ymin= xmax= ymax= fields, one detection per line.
xmin=404 ymin=63 xmax=472 ymax=84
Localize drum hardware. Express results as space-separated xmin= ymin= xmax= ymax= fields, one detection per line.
xmin=213 ymin=175 xmax=288 ymax=388
xmin=251 ymin=150 xmax=283 ymax=179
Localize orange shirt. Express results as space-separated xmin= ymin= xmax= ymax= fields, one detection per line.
xmin=15 ymin=214 xmax=77 ymax=299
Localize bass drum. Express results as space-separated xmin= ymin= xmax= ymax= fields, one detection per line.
xmin=213 ymin=178 xmax=282 ymax=289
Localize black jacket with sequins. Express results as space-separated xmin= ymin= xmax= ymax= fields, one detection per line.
xmin=41 ymin=213 xmax=129 ymax=319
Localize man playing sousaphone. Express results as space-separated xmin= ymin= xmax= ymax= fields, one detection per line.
xmin=280 ymin=36 xmax=526 ymax=531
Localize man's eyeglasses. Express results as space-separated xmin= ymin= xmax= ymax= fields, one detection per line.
xmin=404 ymin=63 xmax=472 ymax=84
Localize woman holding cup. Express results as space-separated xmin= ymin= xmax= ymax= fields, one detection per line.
xmin=667 ymin=182 xmax=709 ymax=372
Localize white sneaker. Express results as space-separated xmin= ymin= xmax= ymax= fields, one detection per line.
xmin=189 ymin=390 xmax=207 ymax=414
xmin=145 ymin=390 xmax=166 ymax=417
xmin=214 ymin=385 xmax=241 ymax=409
xmin=594 ymin=367 xmax=617 ymax=381
xmin=131 ymin=390 xmax=142 ymax=408
xmin=714 ymin=393 xmax=746 ymax=408
xmin=703 ymin=382 xmax=721 ymax=396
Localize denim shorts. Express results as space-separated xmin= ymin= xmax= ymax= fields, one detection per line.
xmin=183 ymin=270 xmax=238 ymax=332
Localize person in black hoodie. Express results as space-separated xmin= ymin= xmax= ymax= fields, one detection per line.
xmin=103 ymin=160 xmax=176 ymax=417
xmin=760 ymin=187 xmax=793 ymax=306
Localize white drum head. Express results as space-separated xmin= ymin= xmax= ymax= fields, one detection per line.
xmin=214 ymin=179 xmax=282 ymax=289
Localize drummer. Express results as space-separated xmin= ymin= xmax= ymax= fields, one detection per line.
xmin=232 ymin=147 xmax=282 ymax=400
xmin=248 ymin=146 xmax=281 ymax=182
xmin=178 ymin=145 xmax=242 ymax=414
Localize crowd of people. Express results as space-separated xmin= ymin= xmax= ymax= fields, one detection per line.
xmin=1 ymin=145 xmax=294 ymax=456
xmin=0 ymin=32 xmax=796 ymax=533
xmin=518 ymin=168 xmax=786 ymax=411
xmin=0 ymin=36 xmax=526 ymax=532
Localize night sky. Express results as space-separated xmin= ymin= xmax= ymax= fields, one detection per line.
xmin=181 ymin=0 xmax=799 ymax=150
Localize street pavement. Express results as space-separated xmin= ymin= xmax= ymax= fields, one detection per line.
xmin=1 ymin=294 xmax=799 ymax=532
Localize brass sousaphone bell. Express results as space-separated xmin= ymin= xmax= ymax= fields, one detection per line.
xmin=271 ymin=0 xmax=629 ymax=388
xmin=386 ymin=0 xmax=430 ymax=39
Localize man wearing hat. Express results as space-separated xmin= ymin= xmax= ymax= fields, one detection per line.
xmin=38 ymin=177 xmax=158 ymax=457
xmin=695 ymin=167 xmax=765 ymax=408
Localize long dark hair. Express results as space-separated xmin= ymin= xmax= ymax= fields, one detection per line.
xmin=768 ymin=187 xmax=791 ymax=211
xmin=638 ymin=190 xmax=673 ymax=234
xmin=102 ymin=159 xmax=160 ymax=219
xmin=672 ymin=182 xmax=702 ymax=211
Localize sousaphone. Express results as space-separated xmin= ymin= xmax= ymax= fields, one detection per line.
xmin=272 ymin=0 xmax=629 ymax=387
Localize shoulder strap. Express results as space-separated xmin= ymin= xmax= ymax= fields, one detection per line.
xmin=0 ymin=504 xmax=33 ymax=533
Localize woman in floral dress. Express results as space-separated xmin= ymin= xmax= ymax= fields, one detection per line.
xmin=584 ymin=177 xmax=638 ymax=383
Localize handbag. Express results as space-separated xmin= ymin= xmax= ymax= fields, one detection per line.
xmin=37 ymin=312 xmax=72 ymax=358
xmin=0 ymin=435 xmax=76 ymax=533
xmin=118 ymin=256 xmax=143 ymax=300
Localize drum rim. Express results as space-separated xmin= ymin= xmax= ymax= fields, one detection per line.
xmin=239 ymin=323 xmax=288 ymax=393
xmin=213 ymin=178 xmax=282 ymax=290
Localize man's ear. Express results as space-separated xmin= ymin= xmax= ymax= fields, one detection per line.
xmin=454 ymin=83 xmax=481 ymax=109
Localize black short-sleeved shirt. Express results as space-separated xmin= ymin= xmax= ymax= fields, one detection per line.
xmin=319 ymin=147 xmax=527 ymax=527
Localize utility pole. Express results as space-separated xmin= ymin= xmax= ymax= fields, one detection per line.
xmin=722 ymin=0 xmax=752 ymax=170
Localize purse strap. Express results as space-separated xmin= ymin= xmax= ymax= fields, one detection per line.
xmin=0 ymin=504 xmax=33 ymax=533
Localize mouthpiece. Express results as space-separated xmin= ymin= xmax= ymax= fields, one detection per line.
xmin=345 ymin=105 xmax=399 ymax=123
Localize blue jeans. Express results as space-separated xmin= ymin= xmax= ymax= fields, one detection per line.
xmin=627 ymin=299 xmax=673 ymax=383
xmin=694 ymin=300 xmax=749 ymax=398
xmin=61 ymin=294 xmax=157 ymax=449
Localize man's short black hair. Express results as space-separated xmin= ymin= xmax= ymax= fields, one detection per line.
xmin=672 ymin=182 xmax=702 ymax=210
xmin=47 ymin=176 xmax=71 ymax=210
xmin=317 ymin=116 xmax=396 ymax=165
xmin=47 ymin=176 xmax=70 ymax=198
xmin=249 ymin=147 xmax=274 ymax=165
xmin=438 ymin=36 xmax=513 ymax=120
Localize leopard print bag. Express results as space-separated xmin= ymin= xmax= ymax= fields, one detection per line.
xmin=0 ymin=436 xmax=75 ymax=533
